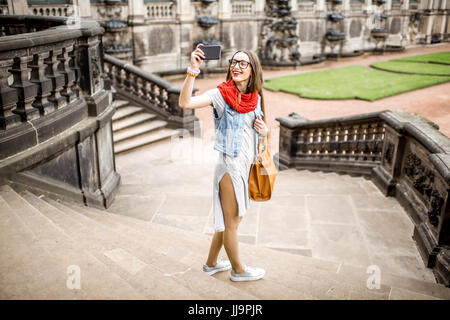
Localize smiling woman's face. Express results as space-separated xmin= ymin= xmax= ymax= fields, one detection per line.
xmin=230 ymin=52 xmax=252 ymax=82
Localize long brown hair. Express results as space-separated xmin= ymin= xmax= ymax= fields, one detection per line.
xmin=226 ymin=50 xmax=267 ymax=126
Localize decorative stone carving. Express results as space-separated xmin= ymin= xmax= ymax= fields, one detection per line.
xmin=404 ymin=151 xmax=444 ymax=227
xmin=384 ymin=141 xmax=394 ymax=166
xmin=259 ymin=0 xmax=301 ymax=66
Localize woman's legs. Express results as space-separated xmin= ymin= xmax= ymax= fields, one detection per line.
xmin=205 ymin=173 xmax=244 ymax=273
xmin=205 ymin=231 xmax=223 ymax=267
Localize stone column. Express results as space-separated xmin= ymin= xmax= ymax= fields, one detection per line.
xmin=128 ymin=0 xmax=145 ymax=25
xmin=290 ymin=0 xmax=298 ymax=13
xmin=8 ymin=0 xmax=27 ymax=14
xmin=402 ymin=0 xmax=410 ymax=9
xmin=218 ymin=0 xmax=232 ymax=19
xmin=177 ymin=0 xmax=194 ymax=69
xmin=317 ymin=0 xmax=326 ymax=11
xmin=386 ymin=0 xmax=392 ymax=12
xmin=177 ymin=0 xmax=193 ymax=21
xmin=343 ymin=0 xmax=351 ymax=12
xmin=76 ymin=0 xmax=91 ymax=18
xmin=421 ymin=0 xmax=435 ymax=43
xmin=342 ymin=0 xmax=352 ymax=53
xmin=255 ymin=0 xmax=266 ymax=14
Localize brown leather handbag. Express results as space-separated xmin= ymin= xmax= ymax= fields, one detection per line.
xmin=248 ymin=130 xmax=277 ymax=201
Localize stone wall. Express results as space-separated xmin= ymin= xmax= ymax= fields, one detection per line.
xmin=276 ymin=109 xmax=450 ymax=286
xmin=0 ymin=15 xmax=120 ymax=209
xmin=3 ymin=0 xmax=448 ymax=72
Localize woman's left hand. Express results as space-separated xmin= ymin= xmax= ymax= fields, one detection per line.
xmin=254 ymin=115 xmax=268 ymax=136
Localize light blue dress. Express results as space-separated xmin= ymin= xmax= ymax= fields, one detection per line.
xmin=206 ymin=88 xmax=258 ymax=232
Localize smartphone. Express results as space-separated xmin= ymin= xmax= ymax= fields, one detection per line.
xmin=201 ymin=45 xmax=222 ymax=60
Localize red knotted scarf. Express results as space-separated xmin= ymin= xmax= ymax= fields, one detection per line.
xmin=217 ymin=79 xmax=258 ymax=113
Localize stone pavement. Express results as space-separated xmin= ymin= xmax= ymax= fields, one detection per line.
xmin=114 ymin=134 xmax=436 ymax=284
xmin=111 ymin=44 xmax=448 ymax=289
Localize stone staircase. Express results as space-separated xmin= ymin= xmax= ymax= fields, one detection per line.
xmin=1 ymin=181 xmax=450 ymax=300
xmin=112 ymin=99 xmax=180 ymax=155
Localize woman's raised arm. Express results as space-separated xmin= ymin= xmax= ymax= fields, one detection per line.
xmin=179 ymin=44 xmax=212 ymax=109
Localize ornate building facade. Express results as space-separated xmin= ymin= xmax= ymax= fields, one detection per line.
xmin=2 ymin=0 xmax=448 ymax=72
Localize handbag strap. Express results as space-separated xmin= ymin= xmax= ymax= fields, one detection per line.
xmin=254 ymin=110 xmax=271 ymax=155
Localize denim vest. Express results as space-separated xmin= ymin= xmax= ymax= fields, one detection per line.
xmin=212 ymin=93 xmax=264 ymax=158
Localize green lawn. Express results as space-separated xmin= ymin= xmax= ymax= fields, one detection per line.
xmin=391 ymin=52 xmax=450 ymax=65
xmin=371 ymin=60 xmax=450 ymax=76
xmin=263 ymin=65 xmax=450 ymax=101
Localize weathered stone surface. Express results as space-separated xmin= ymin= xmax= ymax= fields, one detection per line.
xmin=148 ymin=26 xmax=175 ymax=55
xmin=350 ymin=19 xmax=362 ymax=38
xmin=233 ymin=22 xmax=255 ymax=50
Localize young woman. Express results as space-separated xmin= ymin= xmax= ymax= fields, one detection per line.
xmin=179 ymin=44 xmax=269 ymax=282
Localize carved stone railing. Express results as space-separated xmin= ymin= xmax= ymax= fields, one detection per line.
xmin=276 ymin=111 xmax=385 ymax=175
xmin=0 ymin=4 xmax=8 ymax=15
xmin=145 ymin=1 xmax=176 ymax=20
xmin=29 ymin=4 xmax=75 ymax=17
xmin=104 ymin=54 xmax=199 ymax=134
xmin=231 ymin=0 xmax=255 ymax=16
xmin=276 ymin=110 xmax=450 ymax=286
xmin=0 ymin=15 xmax=120 ymax=209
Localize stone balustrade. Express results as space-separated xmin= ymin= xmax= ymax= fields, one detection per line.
xmin=104 ymin=53 xmax=199 ymax=134
xmin=276 ymin=110 xmax=450 ymax=285
xmin=276 ymin=111 xmax=386 ymax=175
xmin=0 ymin=15 xmax=120 ymax=209
xmin=231 ymin=0 xmax=255 ymax=16
xmin=28 ymin=4 xmax=74 ymax=17
xmin=145 ymin=1 xmax=176 ymax=20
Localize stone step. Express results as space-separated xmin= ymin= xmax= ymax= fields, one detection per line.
xmin=0 ymin=185 xmax=146 ymax=299
xmin=65 ymin=199 xmax=340 ymax=274
xmin=61 ymin=201 xmax=314 ymax=299
xmin=336 ymin=263 xmax=450 ymax=300
xmin=113 ymin=100 xmax=129 ymax=109
xmin=0 ymin=195 xmax=85 ymax=299
xmin=41 ymin=196 xmax=257 ymax=300
xmin=60 ymin=200 xmax=447 ymax=300
xmin=112 ymin=113 xmax=157 ymax=132
xmin=113 ymin=120 xmax=168 ymax=144
xmin=114 ymin=128 xmax=179 ymax=154
xmin=112 ymin=105 xmax=143 ymax=122
xmin=98 ymin=201 xmax=450 ymax=299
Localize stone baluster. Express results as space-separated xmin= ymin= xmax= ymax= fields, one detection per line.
xmin=45 ymin=48 xmax=66 ymax=109
xmin=9 ymin=56 xmax=39 ymax=121
xmin=340 ymin=126 xmax=348 ymax=158
xmin=160 ymin=88 xmax=168 ymax=111
xmin=141 ymin=80 xmax=151 ymax=104
xmin=69 ymin=42 xmax=81 ymax=99
xmin=316 ymin=128 xmax=324 ymax=155
xmin=0 ymin=58 xmax=20 ymax=129
xmin=113 ymin=66 xmax=124 ymax=90
xmin=156 ymin=86 xmax=164 ymax=109
xmin=123 ymin=70 xmax=132 ymax=93
xmin=295 ymin=130 xmax=304 ymax=156
xmin=347 ymin=125 xmax=357 ymax=159
xmin=166 ymin=87 xmax=180 ymax=115
xmin=29 ymin=51 xmax=55 ymax=116
xmin=130 ymin=73 xmax=139 ymax=96
xmin=324 ymin=127 xmax=332 ymax=156
xmin=150 ymin=83 xmax=157 ymax=103
xmin=58 ymin=44 xmax=76 ymax=104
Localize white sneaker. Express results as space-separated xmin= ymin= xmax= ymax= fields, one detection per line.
xmin=230 ymin=265 xmax=265 ymax=282
xmin=202 ymin=259 xmax=232 ymax=276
